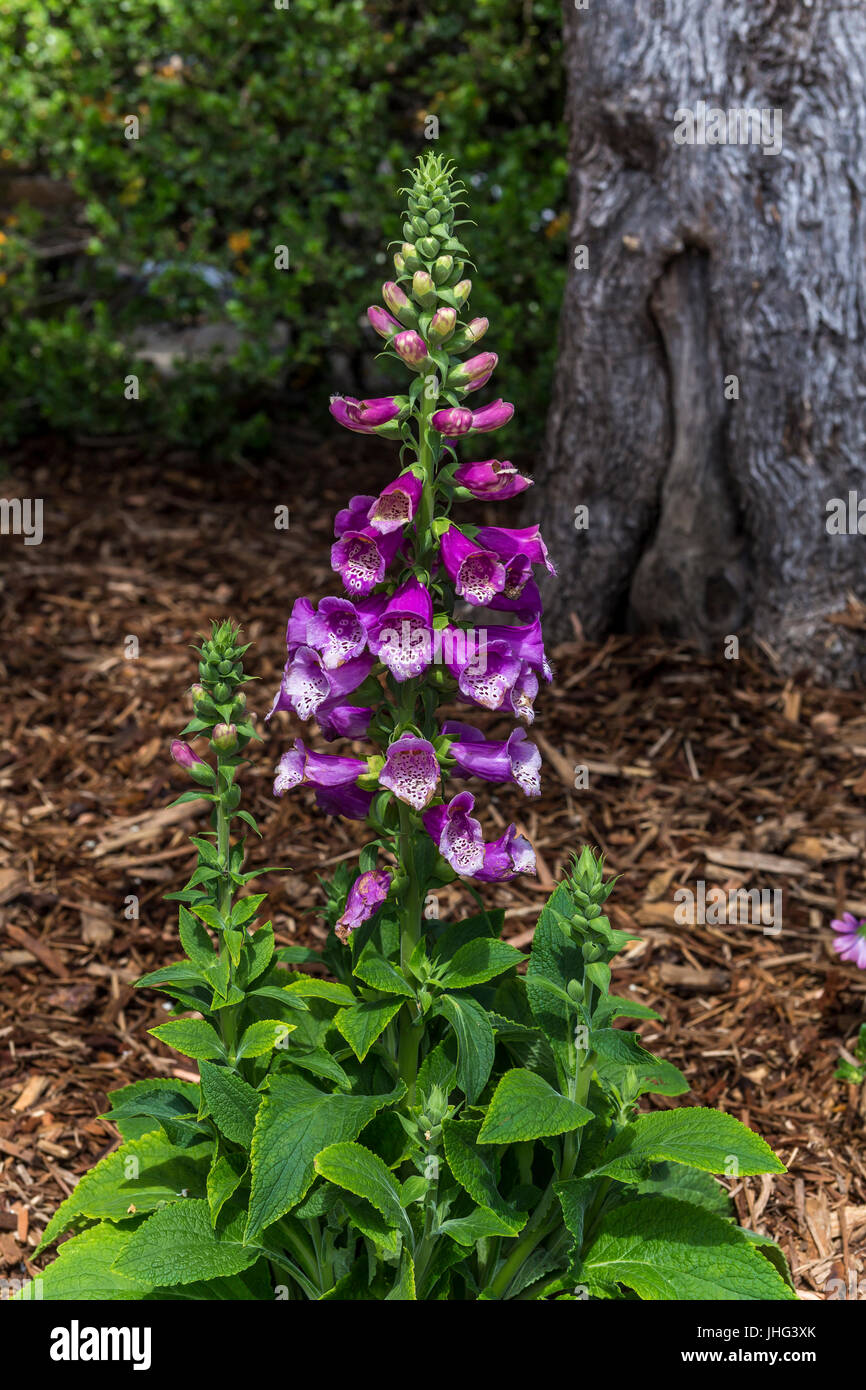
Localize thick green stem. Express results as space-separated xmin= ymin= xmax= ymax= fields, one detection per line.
xmin=397 ymin=802 xmax=423 ymax=1104
xmin=215 ymin=755 xmax=238 ymax=1057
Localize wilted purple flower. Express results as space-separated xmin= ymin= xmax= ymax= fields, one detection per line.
xmin=446 ymin=634 xmax=522 ymax=712
xmin=368 ymin=578 xmax=433 ymax=681
xmin=329 ymin=395 xmax=403 ymax=435
xmin=274 ymin=739 xmax=367 ymax=797
xmin=449 ymin=352 xmax=498 ymax=393
xmin=475 ymin=824 xmax=536 ymax=882
xmin=423 ymin=791 xmax=485 ymax=877
xmin=831 ymin=913 xmax=866 ymax=970
xmin=393 ymin=330 xmax=431 ymax=371
xmin=171 ymin=740 xmax=205 ymax=769
xmin=367 ymin=305 xmax=402 ymax=340
xmin=440 ymin=525 xmax=506 ymax=606
xmin=442 ymin=721 xmax=541 ymax=797
xmin=367 ymin=473 xmax=424 ymax=535
xmin=476 ymin=524 xmax=556 ymax=576
xmin=453 ymin=460 xmax=533 ymax=500
xmin=468 ymin=399 xmax=514 ymax=434
xmin=331 ymin=527 xmax=402 ymax=596
xmin=379 ymin=733 xmax=440 ymax=811
xmin=335 ymin=870 xmax=393 ymax=943
xmin=268 ymin=648 xmax=375 ymax=723
xmin=314 ymin=783 xmax=374 ymax=821
xmin=432 ymin=406 xmax=473 ymax=435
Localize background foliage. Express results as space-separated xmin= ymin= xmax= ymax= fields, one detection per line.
xmin=0 ymin=0 xmax=566 ymax=454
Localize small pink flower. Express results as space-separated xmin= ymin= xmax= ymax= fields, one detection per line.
xmin=831 ymin=912 xmax=866 ymax=970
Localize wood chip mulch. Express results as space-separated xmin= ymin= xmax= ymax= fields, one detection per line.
xmin=1 ymin=433 xmax=864 ymax=1299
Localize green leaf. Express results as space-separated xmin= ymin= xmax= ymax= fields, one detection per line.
xmin=104 ymin=1081 xmax=203 ymax=1148
xmin=207 ymin=1152 xmax=247 ymax=1226
xmin=238 ymin=922 xmax=274 ymax=986
xmin=737 ymin=1229 xmax=796 ymax=1290
xmin=594 ymin=1048 xmax=689 ymax=1099
xmin=435 ymin=993 xmax=495 ymax=1104
xmin=335 ymin=996 xmax=404 ymax=1062
xmin=580 ymin=1196 xmax=796 ymax=1300
xmin=554 ymin=1177 xmax=596 ymax=1254
xmin=286 ymin=1048 xmax=351 ymax=1090
xmin=590 ymin=1108 xmax=787 ymax=1181
xmin=135 ymin=962 xmax=206 ymax=992
xmin=436 ymin=1205 xmax=517 ymax=1246
xmin=438 ymin=938 xmax=525 ymax=989
xmin=23 ymin=1224 xmax=153 ymax=1300
xmin=285 ymin=977 xmax=355 ymax=1006
xmin=236 ymin=1018 xmax=295 ymax=1060
xmin=314 ymin=1142 xmax=413 ymax=1246
xmin=36 ymin=1131 xmax=212 ymax=1252
xmin=113 ymin=1200 xmax=260 ymax=1286
xmin=198 ymin=1060 xmax=261 ymax=1147
xmin=526 ymin=882 xmax=586 ymax=1074
xmin=353 ymin=947 xmax=414 ymax=997
xmin=593 ymin=994 xmax=661 ymax=1026
xmin=477 ymin=1069 xmax=592 ymax=1144
xmin=636 ymin=1162 xmax=732 ymax=1217
xmin=417 ymin=1040 xmax=457 ymax=1105
xmin=231 ymin=893 xmax=267 ymax=927
xmin=245 ymin=1075 xmax=403 ymax=1241
xmin=442 ymin=1120 xmax=526 ymax=1235
xmin=191 ymin=903 xmax=227 ymax=932
xmin=179 ymin=905 xmax=216 ymax=967
xmin=432 ymin=909 xmax=503 ymax=965
xmin=385 ymin=1249 xmax=417 ymax=1300
xmin=149 ymin=1018 xmax=225 ymax=1061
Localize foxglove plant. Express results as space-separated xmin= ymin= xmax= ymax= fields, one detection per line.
xmin=28 ymin=161 xmax=794 ymax=1304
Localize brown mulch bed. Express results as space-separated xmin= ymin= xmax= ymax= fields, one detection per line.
xmin=1 ymin=434 xmax=865 ymax=1298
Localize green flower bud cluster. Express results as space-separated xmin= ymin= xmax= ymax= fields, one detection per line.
xmin=182 ymin=619 xmax=257 ymax=756
xmin=393 ymin=153 xmax=476 ymax=345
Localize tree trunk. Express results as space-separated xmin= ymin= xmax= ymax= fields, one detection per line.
xmin=535 ymin=0 xmax=866 ymax=682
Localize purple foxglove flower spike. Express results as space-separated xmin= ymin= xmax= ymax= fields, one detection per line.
xmin=367 ymin=305 xmax=402 ymax=340
xmin=453 ymin=459 xmax=532 ymax=500
xmin=329 ymin=395 xmax=403 ymax=434
xmin=449 ymin=351 xmax=498 ymax=393
xmin=423 ymin=791 xmax=485 ymax=877
xmin=314 ymin=783 xmax=374 ymax=821
xmin=439 ymin=525 xmax=506 ymax=606
xmin=482 ymin=618 xmax=549 ymax=679
xmin=441 ymin=721 xmax=541 ymax=797
xmin=475 ymin=824 xmax=536 ymax=881
xmin=431 ymin=406 xmax=473 ymax=435
xmin=393 ymin=329 xmax=432 ymax=371
xmin=368 ymin=578 xmax=434 ymax=681
xmin=831 ymin=912 xmax=866 ymax=970
xmin=468 ymin=399 xmax=514 ymax=433
xmin=379 ymin=733 xmax=440 ymax=811
xmin=475 ymin=524 xmax=556 ymax=575
xmin=331 ymin=527 xmax=402 ymax=596
xmin=335 ymin=869 xmax=393 ymax=943
xmin=367 ymin=473 xmax=424 ymax=534
xmin=268 ymin=648 xmax=375 ymax=723
xmin=274 ymin=739 xmax=367 ymax=796
xmin=446 ymin=633 xmax=522 ymax=711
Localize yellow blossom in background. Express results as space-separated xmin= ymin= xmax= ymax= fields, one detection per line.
xmin=228 ymin=230 xmax=252 ymax=255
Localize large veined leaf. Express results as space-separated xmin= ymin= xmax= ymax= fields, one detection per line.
xmin=589 ymin=1108 xmax=786 ymax=1181
xmin=113 ymin=1200 xmax=260 ymax=1286
xmin=385 ymin=1250 xmax=417 ymax=1301
xmin=434 ymin=993 xmax=495 ymax=1103
xmin=477 ymin=1069 xmax=592 ymax=1144
xmin=245 ymin=1075 xmax=403 ymax=1241
xmin=580 ymin=1196 xmax=796 ymax=1300
xmin=525 ymin=882 xmax=585 ymax=1072
xmin=442 ymin=1120 xmax=526 ymax=1236
xmin=438 ymin=938 xmax=525 ymax=989
xmin=314 ymin=1142 xmax=413 ymax=1246
xmin=149 ymin=1017 xmax=225 ymax=1060
xmin=198 ymin=1059 xmax=261 ymax=1147
xmin=36 ymin=1131 xmax=212 ymax=1253
xmin=20 ymin=1223 xmax=152 ymax=1300
xmin=635 ymin=1162 xmax=732 ymax=1216
xmin=207 ymin=1153 xmax=247 ymax=1226
xmin=335 ymin=996 xmax=404 ymax=1061
xmin=435 ymin=1205 xmax=518 ymax=1246
xmin=104 ymin=1076 xmax=202 ymax=1146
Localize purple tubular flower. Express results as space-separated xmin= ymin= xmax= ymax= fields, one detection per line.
xmin=335 ymin=495 xmax=378 ymax=538
xmin=487 ymin=578 xmax=543 ymax=620
xmin=268 ymin=648 xmax=375 ymax=723
xmin=831 ymin=912 xmax=866 ymax=970
xmin=367 ymin=305 xmax=402 ymax=340
xmin=507 ymin=663 xmax=539 ymax=724
xmin=431 ymin=406 xmax=473 ymax=435
xmin=439 ymin=526 xmax=506 ymax=606
xmin=368 ymin=578 xmax=434 ymax=681
xmin=367 ymin=473 xmax=424 ymax=534
xmin=379 ymin=733 xmax=440 ymax=810
xmin=171 ymin=740 xmax=204 ymax=769
xmin=423 ymin=791 xmax=485 ymax=877
xmin=475 ymin=524 xmax=556 ymax=576
xmin=331 ymin=527 xmax=402 ymax=596
xmin=449 ymin=352 xmax=498 ymax=393
xmin=329 ymin=395 xmax=402 ymax=434
xmin=274 ymin=739 xmax=367 ymax=796
xmin=314 ymin=783 xmax=374 ymax=821
xmin=305 ymin=596 xmax=368 ymax=669
xmin=468 ymin=399 xmax=514 ymax=434
xmin=446 ymin=634 xmax=522 ymax=711
xmin=483 ymin=618 xmax=550 ymax=680
xmin=335 ymin=869 xmax=393 ymax=943
xmin=453 ymin=460 xmax=533 ymax=500
xmin=316 ymin=699 xmax=372 ymax=743
xmin=393 ymin=329 xmax=431 ymax=370
xmin=475 ymin=824 xmax=537 ymax=881
xmin=442 ymin=721 xmax=541 ymax=797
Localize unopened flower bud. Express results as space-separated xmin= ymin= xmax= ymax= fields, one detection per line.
xmin=190 ymin=683 xmax=205 ymax=704
xmin=212 ymin=722 xmax=238 ymax=752
xmin=428 ymin=307 xmax=456 ymax=344
xmin=213 ymin=681 xmax=230 ymax=702
xmin=367 ymin=305 xmax=401 ymax=340
xmin=393 ymin=329 xmax=431 ymax=371
xmin=401 ymin=242 xmax=423 ymax=272
xmin=382 ymin=281 xmax=419 ymax=328
xmin=453 ymin=279 xmax=472 ymax=307
xmin=416 ymin=235 xmax=440 ymax=259
xmin=412 ymin=270 xmax=437 ymax=308
xmin=432 ymin=254 xmax=454 ymax=285
xmin=451 ymin=316 xmax=489 ymax=351
xmin=448 ymin=351 xmax=498 ymax=392
xmin=171 ymin=740 xmax=204 ymax=770
xmin=393 ymin=251 xmax=406 ymax=275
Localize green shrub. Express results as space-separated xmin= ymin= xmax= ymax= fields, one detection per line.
xmin=0 ymin=0 xmax=566 ymax=453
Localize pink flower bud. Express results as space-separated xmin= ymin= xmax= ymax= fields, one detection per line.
xmin=367 ymin=305 xmax=401 ymax=340
xmin=428 ymin=307 xmax=456 ymax=344
xmin=382 ymin=281 xmax=418 ymax=328
xmin=412 ymin=270 xmax=437 ymax=307
xmin=171 ymin=740 xmax=204 ymax=769
xmin=393 ymin=329 xmax=431 ymax=370
xmin=212 ymin=723 xmax=238 ymax=752
xmin=431 ymin=406 xmax=473 ymax=435
xmin=449 ymin=352 xmax=498 ymax=392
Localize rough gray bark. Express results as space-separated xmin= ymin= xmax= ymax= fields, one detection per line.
xmin=535 ymin=0 xmax=866 ymax=682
